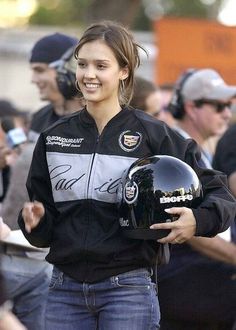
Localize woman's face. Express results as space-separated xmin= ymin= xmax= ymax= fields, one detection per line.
xmin=76 ymin=40 xmax=128 ymax=107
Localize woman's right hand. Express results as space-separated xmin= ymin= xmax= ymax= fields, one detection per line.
xmin=22 ymin=201 xmax=45 ymax=233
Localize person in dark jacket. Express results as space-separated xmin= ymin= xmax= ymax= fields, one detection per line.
xmin=213 ymin=122 xmax=236 ymax=245
xmin=155 ymin=68 xmax=236 ymax=330
xmin=18 ymin=21 xmax=236 ymax=330
xmin=213 ymin=122 xmax=236 ymax=198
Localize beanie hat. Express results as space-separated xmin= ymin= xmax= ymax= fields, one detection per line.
xmin=29 ymin=32 xmax=78 ymax=64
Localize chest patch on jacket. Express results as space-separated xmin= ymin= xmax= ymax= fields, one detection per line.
xmin=118 ymin=130 xmax=142 ymax=152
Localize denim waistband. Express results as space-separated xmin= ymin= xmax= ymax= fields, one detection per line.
xmin=0 ymin=243 xmax=27 ymax=257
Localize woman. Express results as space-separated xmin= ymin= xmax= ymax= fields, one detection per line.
xmin=18 ymin=21 xmax=236 ymax=330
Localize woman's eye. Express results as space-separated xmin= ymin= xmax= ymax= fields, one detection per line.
xmin=97 ymin=64 xmax=106 ymax=69
xmin=78 ymin=62 xmax=85 ymax=68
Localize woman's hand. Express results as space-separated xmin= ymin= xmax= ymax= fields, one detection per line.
xmin=22 ymin=201 xmax=45 ymax=233
xmin=150 ymin=207 xmax=197 ymax=244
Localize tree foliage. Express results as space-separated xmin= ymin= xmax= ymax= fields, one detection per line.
xmin=29 ymin=0 xmax=225 ymax=30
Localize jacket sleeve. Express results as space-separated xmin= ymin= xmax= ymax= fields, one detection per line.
xmin=147 ymin=122 xmax=236 ymax=237
xmin=18 ymin=134 xmax=59 ymax=247
xmin=184 ymin=139 xmax=236 ymax=237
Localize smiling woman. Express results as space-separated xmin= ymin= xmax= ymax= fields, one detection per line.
xmin=17 ymin=20 xmax=236 ymax=330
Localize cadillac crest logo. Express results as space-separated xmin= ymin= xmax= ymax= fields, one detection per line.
xmin=119 ymin=130 xmax=142 ymax=152
xmin=124 ymin=181 xmax=138 ymax=204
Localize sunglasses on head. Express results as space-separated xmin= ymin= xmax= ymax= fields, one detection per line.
xmin=194 ymin=99 xmax=231 ymax=113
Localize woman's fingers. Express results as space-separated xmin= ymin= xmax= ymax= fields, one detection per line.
xmin=22 ymin=201 xmax=44 ymax=233
xmin=150 ymin=207 xmax=196 ymax=244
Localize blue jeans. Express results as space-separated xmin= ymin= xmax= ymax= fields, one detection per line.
xmin=46 ymin=266 xmax=160 ymax=330
xmin=1 ymin=253 xmax=52 ymax=330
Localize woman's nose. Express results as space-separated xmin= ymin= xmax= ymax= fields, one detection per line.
xmin=84 ymin=66 xmax=96 ymax=79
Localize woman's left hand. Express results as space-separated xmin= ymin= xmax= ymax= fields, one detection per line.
xmin=150 ymin=207 xmax=197 ymax=244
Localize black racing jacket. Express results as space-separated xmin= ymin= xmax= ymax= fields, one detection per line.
xmin=18 ymin=107 xmax=236 ymax=282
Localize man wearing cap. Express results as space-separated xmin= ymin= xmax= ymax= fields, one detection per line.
xmin=157 ymin=68 xmax=236 ymax=330
xmin=29 ymin=32 xmax=80 ymax=140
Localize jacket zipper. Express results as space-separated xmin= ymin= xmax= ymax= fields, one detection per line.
xmin=84 ymin=133 xmax=100 ymax=281
xmin=86 ymin=134 xmax=100 ymax=198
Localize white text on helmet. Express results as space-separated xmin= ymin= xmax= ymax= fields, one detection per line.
xmin=160 ymin=194 xmax=193 ymax=203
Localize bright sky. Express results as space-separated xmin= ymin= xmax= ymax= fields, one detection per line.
xmin=0 ymin=0 xmax=37 ymax=27
xmin=218 ymin=0 xmax=236 ymax=26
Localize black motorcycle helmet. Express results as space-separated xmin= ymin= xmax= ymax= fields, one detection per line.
xmin=117 ymin=155 xmax=203 ymax=240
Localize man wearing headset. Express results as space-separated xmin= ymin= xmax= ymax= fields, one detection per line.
xmin=29 ymin=32 xmax=83 ymax=141
xmin=0 ymin=33 xmax=83 ymax=330
xmin=157 ymin=68 xmax=236 ymax=330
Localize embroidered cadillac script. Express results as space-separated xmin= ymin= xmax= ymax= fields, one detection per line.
xmin=46 ymin=135 xmax=84 ymax=148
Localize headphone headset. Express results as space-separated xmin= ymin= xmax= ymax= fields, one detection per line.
xmin=168 ymin=68 xmax=197 ymax=119
xmin=52 ymin=46 xmax=81 ymax=100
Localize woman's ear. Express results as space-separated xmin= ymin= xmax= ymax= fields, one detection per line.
xmin=120 ymin=66 xmax=129 ymax=81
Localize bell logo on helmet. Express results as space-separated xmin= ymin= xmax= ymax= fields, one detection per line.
xmin=124 ymin=181 xmax=138 ymax=204
xmin=160 ymin=194 xmax=193 ymax=204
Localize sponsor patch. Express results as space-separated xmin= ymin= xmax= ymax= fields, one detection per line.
xmin=46 ymin=135 xmax=84 ymax=148
xmin=119 ymin=130 xmax=142 ymax=152
xmin=124 ymin=181 xmax=138 ymax=204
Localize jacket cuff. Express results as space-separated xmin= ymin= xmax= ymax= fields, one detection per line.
xmin=192 ymin=208 xmax=220 ymax=237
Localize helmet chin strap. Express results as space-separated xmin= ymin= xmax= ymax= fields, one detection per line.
xmin=153 ymin=243 xmax=170 ymax=294
xmin=130 ymin=207 xmax=138 ymax=228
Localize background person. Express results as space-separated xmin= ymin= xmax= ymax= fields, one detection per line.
xmin=158 ymin=82 xmax=176 ymax=128
xmin=0 ymin=133 xmax=52 ymax=330
xmin=130 ymin=75 xmax=162 ymax=117
xmin=0 ymin=32 xmax=84 ymax=330
xmin=28 ymin=32 xmax=81 ymax=140
xmin=18 ymin=21 xmax=236 ymax=330
xmin=0 ymin=100 xmax=29 ymax=203
xmin=213 ymin=122 xmax=236 ymax=198
xmin=0 ymin=268 xmax=26 ymax=330
xmin=157 ymin=68 xmax=236 ymax=330
xmin=213 ymin=122 xmax=236 ymax=245
xmin=0 ymin=219 xmax=26 ymax=330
